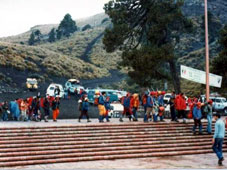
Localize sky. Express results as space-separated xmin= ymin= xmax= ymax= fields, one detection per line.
xmin=0 ymin=0 xmax=110 ymax=37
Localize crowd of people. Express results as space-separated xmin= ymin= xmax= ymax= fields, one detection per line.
xmin=0 ymin=88 xmax=226 ymax=166
xmin=0 ymin=95 xmax=61 ymax=122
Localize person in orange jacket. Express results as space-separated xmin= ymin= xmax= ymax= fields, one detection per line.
xmin=131 ymin=93 xmax=139 ymax=121
xmin=159 ymin=104 xmax=165 ymax=121
xmin=19 ymin=99 xmax=28 ymax=121
xmin=52 ymin=97 xmax=60 ymax=122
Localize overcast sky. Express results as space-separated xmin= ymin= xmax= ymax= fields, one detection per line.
xmin=0 ymin=0 xmax=109 ymax=37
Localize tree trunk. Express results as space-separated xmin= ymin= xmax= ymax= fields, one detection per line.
xmin=169 ymin=59 xmax=181 ymax=94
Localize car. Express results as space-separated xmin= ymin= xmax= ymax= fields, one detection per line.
xmin=65 ymin=79 xmax=84 ymax=94
xmin=26 ymin=78 xmax=38 ymax=91
xmin=116 ymin=90 xmax=127 ymax=100
xmin=108 ymin=102 xmax=124 ymax=118
xmin=163 ymin=93 xmax=172 ymax=104
xmin=209 ymin=97 xmax=227 ymax=115
xmin=46 ymin=83 xmax=64 ymax=98
xmin=87 ymin=89 xmax=119 ymax=104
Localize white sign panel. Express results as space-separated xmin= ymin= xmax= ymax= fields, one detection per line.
xmin=180 ymin=65 xmax=222 ymax=88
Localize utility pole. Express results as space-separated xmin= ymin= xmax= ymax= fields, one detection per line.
xmin=204 ymin=0 xmax=210 ymax=101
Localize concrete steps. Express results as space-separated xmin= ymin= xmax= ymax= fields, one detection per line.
xmin=0 ymin=121 xmax=223 ymax=167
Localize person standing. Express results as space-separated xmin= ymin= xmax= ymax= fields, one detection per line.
xmin=169 ymin=97 xmax=177 ymax=121
xmin=121 ymin=93 xmax=132 ymax=122
xmin=98 ymin=92 xmax=106 ymax=122
xmin=104 ymin=96 xmax=111 ymax=122
xmin=43 ymin=97 xmax=50 ymax=122
xmin=131 ymin=93 xmax=139 ymax=121
xmin=20 ymin=99 xmax=28 ymax=121
xmin=212 ymin=113 xmax=225 ymax=166
xmin=2 ymin=101 xmax=9 ymax=121
xmin=192 ymin=102 xmax=203 ymax=135
xmin=79 ymin=97 xmax=91 ymax=122
xmin=144 ymin=93 xmax=154 ymax=122
xmin=52 ymin=97 xmax=60 ymax=122
xmin=206 ymin=100 xmax=213 ymax=134
xmin=142 ymin=92 xmax=148 ymax=116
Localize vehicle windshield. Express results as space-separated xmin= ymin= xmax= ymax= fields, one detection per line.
xmin=50 ymin=87 xmax=55 ymax=90
xmin=222 ymin=99 xmax=226 ymax=102
xmin=27 ymin=80 xmax=37 ymax=85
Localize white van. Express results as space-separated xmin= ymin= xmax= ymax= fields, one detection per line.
xmin=46 ymin=83 xmax=64 ymax=98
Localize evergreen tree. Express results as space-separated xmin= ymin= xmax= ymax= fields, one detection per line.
xmin=57 ymin=13 xmax=77 ymax=38
xmin=82 ymin=24 xmax=92 ymax=31
xmin=48 ymin=28 xmax=56 ymax=42
xmin=34 ymin=29 xmax=41 ymax=42
xmin=103 ymin=0 xmax=193 ymax=93
xmin=211 ymin=25 xmax=227 ymax=89
xmin=28 ymin=32 xmax=35 ymax=45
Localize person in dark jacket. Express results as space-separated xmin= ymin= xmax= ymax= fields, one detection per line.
xmin=31 ymin=97 xmax=40 ymax=121
xmin=169 ymin=98 xmax=177 ymax=121
xmin=104 ymin=96 xmax=111 ymax=122
xmin=78 ymin=97 xmax=91 ymax=122
xmin=52 ymin=97 xmax=60 ymax=122
xmin=2 ymin=101 xmax=9 ymax=121
xmin=43 ymin=97 xmax=50 ymax=122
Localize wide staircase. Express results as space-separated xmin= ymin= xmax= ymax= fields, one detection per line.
xmin=0 ymin=121 xmax=226 ymax=167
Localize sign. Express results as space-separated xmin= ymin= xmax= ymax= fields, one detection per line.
xmin=180 ymin=65 xmax=222 ymax=88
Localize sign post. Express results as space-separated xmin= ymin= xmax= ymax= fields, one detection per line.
xmin=204 ymin=0 xmax=210 ymax=101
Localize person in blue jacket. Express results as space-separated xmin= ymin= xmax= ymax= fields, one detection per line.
xmin=212 ymin=112 xmax=225 ymax=166
xmin=98 ymin=92 xmax=106 ymax=122
xmin=104 ymin=96 xmax=111 ymax=122
xmin=192 ymin=102 xmax=203 ymax=135
xmin=144 ymin=93 xmax=154 ymax=122
xmin=10 ymin=100 xmax=20 ymax=121
xmin=78 ymin=97 xmax=91 ymax=122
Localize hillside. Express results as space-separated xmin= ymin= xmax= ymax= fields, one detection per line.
xmin=0 ymin=0 xmax=227 ymax=95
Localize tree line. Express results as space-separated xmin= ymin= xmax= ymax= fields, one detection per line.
xmin=28 ymin=13 xmax=93 ymax=45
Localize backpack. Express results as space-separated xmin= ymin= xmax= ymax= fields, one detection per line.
xmin=94 ymin=97 xmax=99 ymax=106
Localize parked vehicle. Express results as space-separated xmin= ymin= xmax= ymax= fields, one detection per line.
xmin=116 ymin=90 xmax=127 ymax=100
xmin=26 ymin=78 xmax=38 ymax=91
xmin=87 ymin=89 xmax=119 ymax=104
xmin=108 ymin=102 xmax=124 ymax=118
xmin=163 ymin=93 xmax=172 ymax=104
xmin=65 ymin=79 xmax=84 ymax=94
xmin=46 ymin=84 xmax=64 ymax=98
xmin=210 ymin=97 xmax=227 ymax=114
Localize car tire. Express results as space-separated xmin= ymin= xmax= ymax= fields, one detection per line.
xmin=224 ymin=108 xmax=227 ymax=115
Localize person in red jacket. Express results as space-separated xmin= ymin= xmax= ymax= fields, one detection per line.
xmin=175 ymin=93 xmax=187 ymax=123
xmin=179 ymin=93 xmax=187 ymax=123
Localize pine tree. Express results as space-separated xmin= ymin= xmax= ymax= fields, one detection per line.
xmin=28 ymin=32 xmax=35 ymax=45
xmin=103 ymin=0 xmax=193 ymax=92
xmin=57 ymin=13 xmax=77 ymax=38
xmin=82 ymin=24 xmax=92 ymax=31
xmin=48 ymin=28 xmax=56 ymax=42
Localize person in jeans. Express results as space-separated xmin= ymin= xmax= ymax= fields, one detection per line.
xmin=212 ymin=113 xmax=225 ymax=166
xmin=206 ymin=100 xmax=213 ymax=134
xmin=192 ymin=102 xmax=203 ymax=135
